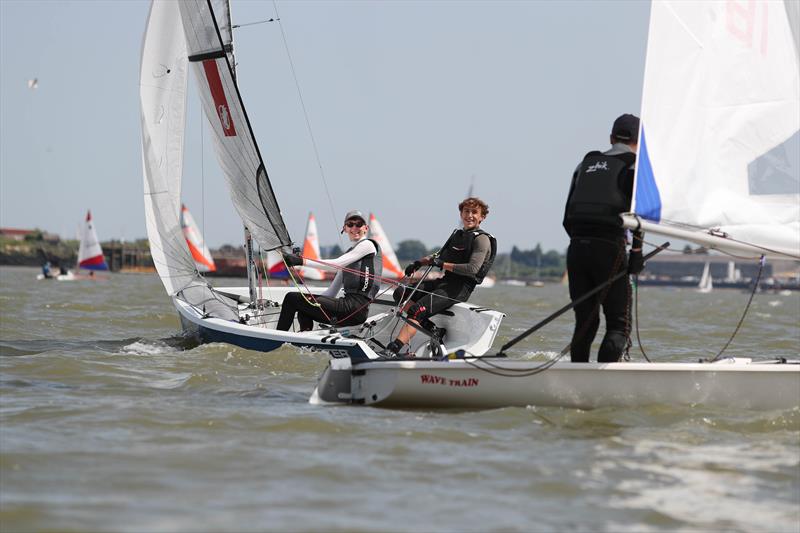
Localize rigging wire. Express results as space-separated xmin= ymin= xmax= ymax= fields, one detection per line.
xmin=708 ymin=255 xmax=766 ymax=362
xmin=271 ymin=0 xmax=342 ymax=247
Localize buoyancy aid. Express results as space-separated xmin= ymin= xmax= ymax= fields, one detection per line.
xmin=342 ymin=238 xmax=383 ymax=299
xmin=565 ymin=151 xmax=636 ymax=227
xmin=439 ymin=229 xmax=497 ymax=286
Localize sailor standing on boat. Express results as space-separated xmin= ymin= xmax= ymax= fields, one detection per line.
xmin=384 ymin=197 xmax=497 ymax=357
xmin=563 ymin=114 xmax=645 ymax=363
xmin=276 ymin=210 xmax=382 ymax=331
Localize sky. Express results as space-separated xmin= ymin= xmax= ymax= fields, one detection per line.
xmin=0 ymin=0 xmax=650 ymax=253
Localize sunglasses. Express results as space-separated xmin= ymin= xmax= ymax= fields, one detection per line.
xmin=345 ymin=220 xmax=365 ymax=228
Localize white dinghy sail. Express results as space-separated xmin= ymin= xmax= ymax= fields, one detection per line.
xmin=140 ymin=0 xmax=505 ymax=358
xmin=312 ymin=0 xmax=800 ymax=410
xmin=622 ymin=0 xmax=800 ymax=260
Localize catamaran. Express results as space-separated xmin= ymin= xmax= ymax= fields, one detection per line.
xmin=139 ymin=0 xmax=504 ymax=357
xmin=312 ymin=0 xmax=800 ymax=410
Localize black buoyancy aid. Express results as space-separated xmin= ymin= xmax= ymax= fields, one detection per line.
xmin=342 ymin=239 xmax=383 ymax=299
xmin=566 ymin=151 xmax=636 ymax=227
xmin=439 ymin=229 xmax=497 ymax=286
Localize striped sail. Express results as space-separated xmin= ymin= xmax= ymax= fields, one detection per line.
xmin=77 ymin=210 xmax=108 ymax=271
xmin=181 ymin=204 xmax=216 ymax=272
xmin=297 ymin=213 xmax=325 ymax=281
xmin=627 ymin=0 xmax=800 ymax=259
xmin=177 ymin=0 xmax=292 ymax=253
xmin=368 ymin=213 xmax=404 ymax=279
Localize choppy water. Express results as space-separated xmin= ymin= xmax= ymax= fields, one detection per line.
xmin=1 ymin=265 xmax=798 ymax=532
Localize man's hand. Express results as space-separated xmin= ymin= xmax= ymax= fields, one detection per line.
xmin=282 ymin=253 xmax=303 ymax=267
xmin=404 ymin=261 xmax=422 ymax=277
xmin=628 ymin=250 xmax=644 ymax=275
xmin=431 ymin=256 xmax=444 ymax=269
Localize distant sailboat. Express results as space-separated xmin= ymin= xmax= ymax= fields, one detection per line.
xmin=181 ymin=204 xmax=216 ymax=272
xmin=77 ymin=210 xmax=109 ymax=272
xmin=296 ymin=213 xmax=326 ymax=281
xmin=39 ymin=210 xmax=109 ymax=280
xmin=367 ymin=213 xmax=403 ymax=279
xmin=265 ymin=213 xmax=326 ymax=281
xmin=697 ymin=261 xmax=713 ymax=293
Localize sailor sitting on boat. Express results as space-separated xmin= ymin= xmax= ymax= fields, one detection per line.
xmin=276 ymin=210 xmax=383 ymax=331
xmin=383 ymin=197 xmax=497 ymax=357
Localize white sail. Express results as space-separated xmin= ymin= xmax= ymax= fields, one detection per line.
xmin=698 ymin=261 xmax=713 ymax=293
xmin=627 ymin=0 xmax=800 ymax=260
xmin=77 ymin=210 xmax=108 ymax=271
xmin=367 ymin=213 xmax=404 ymax=279
xmin=140 ymin=0 xmax=197 ymax=295
xmin=177 ymin=0 xmax=291 ymax=253
xmin=181 ymin=204 xmax=216 ymax=273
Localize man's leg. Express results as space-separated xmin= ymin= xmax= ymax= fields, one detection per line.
xmin=568 ymin=240 xmax=600 ymax=363
xmin=598 ymin=241 xmax=630 ymax=363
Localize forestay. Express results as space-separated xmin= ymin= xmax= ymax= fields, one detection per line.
xmin=628 ymin=0 xmax=800 ymax=259
xmin=177 ymin=0 xmax=292 ymax=253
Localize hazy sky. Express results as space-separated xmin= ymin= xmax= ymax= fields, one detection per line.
xmin=1 ymin=0 xmax=650 ymax=253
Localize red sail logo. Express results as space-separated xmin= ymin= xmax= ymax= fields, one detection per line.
xmin=202 ymin=59 xmax=237 ymax=137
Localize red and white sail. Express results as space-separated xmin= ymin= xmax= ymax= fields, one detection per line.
xmin=77 ymin=210 xmax=108 ymax=271
xmin=297 ymin=213 xmax=325 ymax=281
xmin=368 ymin=213 xmax=403 ymax=279
xmin=180 ymin=204 xmax=216 ymax=272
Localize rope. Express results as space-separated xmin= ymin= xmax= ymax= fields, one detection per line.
xmin=271 ymin=0 xmax=341 ymax=246
xmin=708 ymin=255 xmax=766 ymax=362
xmin=632 ymin=276 xmax=652 ymax=362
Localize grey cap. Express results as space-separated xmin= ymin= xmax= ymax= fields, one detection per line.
xmin=341 ymin=209 xmax=367 ymax=233
xmin=343 ymin=210 xmax=366 ymax=224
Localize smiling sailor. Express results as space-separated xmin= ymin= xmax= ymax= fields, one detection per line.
xmin=277 ymin=210 xmax=382 ymax=331
xmin=383 ymin=197 xmax=497 ymax=358
xmin=563 ymin=113 xmax=645 ymax=363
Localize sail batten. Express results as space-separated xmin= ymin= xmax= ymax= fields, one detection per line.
xmin=630 ymin=0 xmax=800 ymax=260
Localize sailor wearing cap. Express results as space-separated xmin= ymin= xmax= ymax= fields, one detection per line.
xmin=276 ymin=210 xmax=382 ymax=331
xmin=562 ymin=113 xmax=645 ymax=363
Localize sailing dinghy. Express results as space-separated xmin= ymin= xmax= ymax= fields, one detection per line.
xmin=697 ymin=261 xmax=713 ymax=293
xmin=38 ymin=210 xmax=109 ymax=281
xmin=139 ymin=0 xmax=504 ymax=358
xmin=312 ymin=0 xmax=800 ymax=410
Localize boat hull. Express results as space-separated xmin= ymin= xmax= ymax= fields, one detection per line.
xmin=173 ymin=286 xmax=505 ymax=360
xmin=312 ymin=358 xmax=800 ymax=411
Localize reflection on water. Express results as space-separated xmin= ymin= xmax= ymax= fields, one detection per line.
xmin=1 ymin=266 xmax=798 ymax=532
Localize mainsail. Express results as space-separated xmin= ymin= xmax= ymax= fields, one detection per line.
xmin=77 ymin=210 xmax=108 ymax=271
xmin=177 ymin=0 xmax=292 ymax=252
xmin=625 ymin=0 xmax=800 ymax=260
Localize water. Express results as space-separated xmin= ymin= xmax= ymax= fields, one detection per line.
xmin=1 ymin=265 xmax=798 ymax=532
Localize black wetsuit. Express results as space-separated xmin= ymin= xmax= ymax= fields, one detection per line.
xmin=563 ymin=144 xmax=635 ymax=363
xmin=393 ymin=229 xmax=496 ymax=324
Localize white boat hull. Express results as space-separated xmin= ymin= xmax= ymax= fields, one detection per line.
xmin=174 ymin=286 xmax=505 ymax=358
xmin=311 ymin=357 xmax=800 ymax=411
